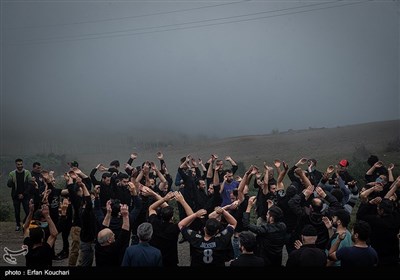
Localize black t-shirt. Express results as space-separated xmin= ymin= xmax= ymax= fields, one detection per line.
xmin=148 ymin=214 xmax=180 ymax=266
xmin=182 ymin=225 xmax=234 ymax=266
xmin=95 ymin=229 xmax=130 ymax=267
xmin=24 ymin=237 xmax=52 ymax=267
xmin=230 ymin=253 xmax=265 ymax=267
xmin=16 ymin=171 xmax=25 ymax=195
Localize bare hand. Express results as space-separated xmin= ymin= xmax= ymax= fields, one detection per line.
xmin=297 ymin=158 xmax=307 ymax=165
xmin=387 ymin=163 xmax=394 ymax=171
xmin=130 ymin=153 xmax=138 ymax=160
xmin=196 ymin=209 xmax=207 ymax=218
xmin=120 ymin=204 xmax=129 ymax=217
xmin=156 ymin=152 xmax=163 ymax=160
xmin=294 ymin=240 xmax=303 ymax=250
xmin=326 ymin=165 xmax=334 ymax=174
xmin=273 ymin=159 xmax=281 ymax=169
xmin=322 ymin=216 xmax=332 ymax=229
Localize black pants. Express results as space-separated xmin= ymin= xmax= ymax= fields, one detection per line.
xmin=12 ymin=197 xmax=29 ymax=227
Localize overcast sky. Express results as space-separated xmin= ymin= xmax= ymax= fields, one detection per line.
xmin=1 ymin=0 xmax=399 ymax=146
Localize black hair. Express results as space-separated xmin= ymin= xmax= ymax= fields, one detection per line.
xmin=29 ymin=227 xmax=45 ymax=244
xmin=117 ymin=173 xmax=129 ymax=180
xmin=205 ymin=218 xmax=220 ymax=236
xmin=239 ymin=231 xmax=257 ymax=252
xmin=367 ymin=155 xmax=379 ymax=167
xmin=334 ymin=209 xmax=350 ymax=227
xmin=101 ymin=173 xmax=111 ymax=179
xmin=353 ymin=220 xmax=371 ymax=242
xmin=160 ymin=206 xmax=174 ymax=222
xmin=268 ymin=206 xmax=283 ymax=222
xmin=32 ymin=162 xmax=41 ymax=168
xmin=15 ymin=158 xmax=23 ymax=163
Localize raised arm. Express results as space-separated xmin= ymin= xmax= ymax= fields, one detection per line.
xmin=41 ymin=204 xmax=58 ymax=247
xmin=178 ymin=209 xmax=207 ymax=230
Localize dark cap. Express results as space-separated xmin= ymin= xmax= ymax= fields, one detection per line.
xmin=110 ymin=160 xmax=120 ymax=167
xmin=68 ymin=161 xmax=79 ymax=168
xmin=301 ymin=225 xmax=317 ymax=236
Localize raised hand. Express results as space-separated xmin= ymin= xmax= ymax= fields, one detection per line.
xmin=297 ymin=158 xmax=308 ymax=165
xmin=156 ymin=152 xmax=163 ymax=160
xmin=120 ymin=204 xmax=129 ymax=217
xmin=225 ymin=156 xmax=232 ymax=161
xmin=196 ymin=209 xmax=207 ymax=219
xmin=282 ymin=161 xmax=289 ymax=171
xmin=106 ymin=200 xmax=112 ymax=213
xmin=326 ymin=165 xmax=335 ymax=174
xmin=294 ymin=240 xmax=303 ymax=250
xmin=322 ymin=216 xmax=332 ymax=229
xmin=388 ymin=163 xmax=394 ymax=171
xmin=130 ymin=153 xmax=138 ymax=160
xmin=273 ymin=159 xmax=281 ymax=169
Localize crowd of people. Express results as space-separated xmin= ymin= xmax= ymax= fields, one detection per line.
xmin=6 ymin=152 xmax=400 ymax=267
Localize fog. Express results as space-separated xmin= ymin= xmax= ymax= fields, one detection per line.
xmin=1 ymin=0 xmax=399 ymax=155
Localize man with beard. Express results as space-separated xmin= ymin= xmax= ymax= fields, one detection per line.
xmin=328 ymin=220 xmax=378 ymax=267
xmin=7 ymin=158 xmax=33 ymax=231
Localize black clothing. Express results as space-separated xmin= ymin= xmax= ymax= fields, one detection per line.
xmin=286 ymin=244 xmax=327 ymax=267
xmin=230 ymin=254 xmax=265 ymax=267
xmin=24 ymin=237 xmax=53 ymax=267
xmin=148 ymin=214 xmax=180 ymax=267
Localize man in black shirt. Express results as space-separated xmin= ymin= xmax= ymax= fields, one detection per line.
xmin=178 ymin=208 xmax=237 ymax=266
xmin=23 ymin=204 xmax=58 ymax=267
xmin=230 ymin=231 xmax=264 ymax=267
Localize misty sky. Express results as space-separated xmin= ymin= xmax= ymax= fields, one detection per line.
xmin=1 ymin=0 xmax=399 ymax=143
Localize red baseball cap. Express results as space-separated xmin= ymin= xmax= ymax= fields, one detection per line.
xmin=339 ymin=159 xmax=349 ymax=167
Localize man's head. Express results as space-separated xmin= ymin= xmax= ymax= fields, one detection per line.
xmin=15 ymin=158 xmax=23 ymax=172
xmin=69 ymin=161 xmax=79 ymax=168
xmin=338 ymin=159 xmax=349 ymax=171
xmin=97 ymin=228 xmax=115 ymax=246
xmin=197 ymin=179 xmax=206 ymax=190
xmin=204 ymin=218 xmax=220 ymax=236
xmin=225 ymin=170 xmax=234 ymax=183
xmin=266 ymin=206 xmax=283 ymax=224
xmin=29 ymin=227 xmax=45 ymax=245
xmin=137 ymin=222 xmax=153 ymax=242
xmin=310 ymin=198 xmax=324 ymax=213
xmin=351 ymin=220 xmax=371 ymax=243
xmin=117 ymin=173 xmax=129 ymax=187
xmin=239 ymin=231 xmax=257 ymax=253
xmin=332 ymin=209 xmax=350 ymax=228
xmin=32 ymin=162 xmax=41 ymax=173
xmin=160 ymin=206 xmax=174 ymax=222
xmin=207 ymin=185 xmax=214 ymax=195
xmin=110 ymin=160 xmax=120 ymax=169
xmin=308 ymin=158 xmax=317 ymax=167
xmin=375 ymin=175 xmax=388 ymax=186
xmin=301 ymin=224 xmax=318 ymax=245
xmin=101 ymin=173 xmax=111 ymax=185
